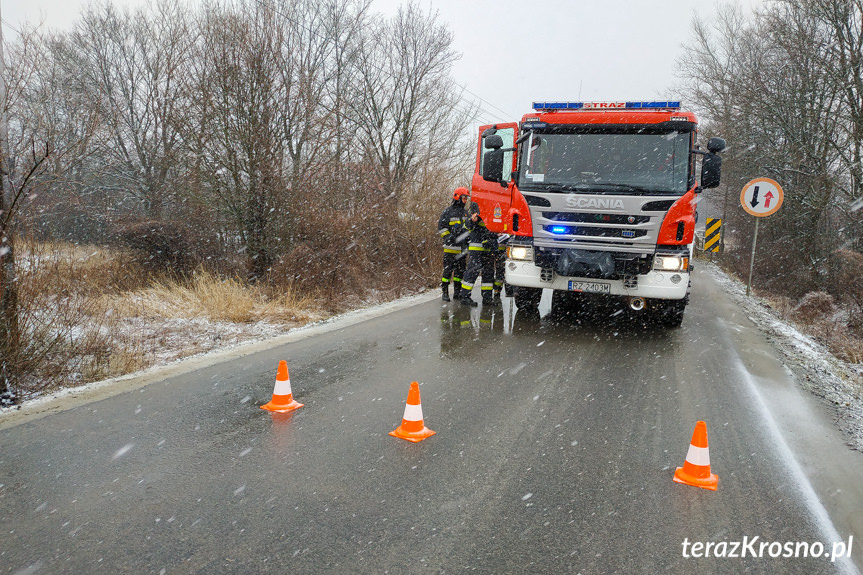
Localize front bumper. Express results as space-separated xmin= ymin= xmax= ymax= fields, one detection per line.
xmin=504 ymin=260 xmax=689 ymax=300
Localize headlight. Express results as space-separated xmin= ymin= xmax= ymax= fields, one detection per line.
xmin=653 ymin=255 xmax=689 ymax=272
xmin=508 ymin=246 xmax=533 ymax=261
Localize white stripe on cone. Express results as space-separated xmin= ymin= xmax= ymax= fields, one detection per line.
xmin=402 ymin=403 xmax=423 ymax=421
xmin=685 ymin=444 xmax=711 ymax=467
xmin=273 ymin=378 xmax=292 ymax=396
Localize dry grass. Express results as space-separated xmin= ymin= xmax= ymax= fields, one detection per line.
xmin=9 ymin=243 xmax=328 ymax=398
xmin=107 ymin=268 xmax=319 ymax=324
xmin=767 ymin=292 xmax=863 ymax=364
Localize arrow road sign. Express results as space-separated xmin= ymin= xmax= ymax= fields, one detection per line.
xmin=741 ymin=178 xmax=784 ymax=217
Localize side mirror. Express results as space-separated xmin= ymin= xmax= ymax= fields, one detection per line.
xmin=707 ymin=137 xmax=726 ymax=153
xmin=482 ymin=149 xmax=505 ymax=183
xmin=484 ymin=134 xmax=504 ymax=150
xmin=701 ymin=153 xmax=722 ymax=189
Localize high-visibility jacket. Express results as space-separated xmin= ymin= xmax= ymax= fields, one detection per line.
xmin=437 ymin=201 xmax=468 ymax=254
xmin=465 ymin=214 xmax=496 ymax=252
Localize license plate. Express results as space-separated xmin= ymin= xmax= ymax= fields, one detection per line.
xmin=567 ymin=281 xmax=610 ymax=294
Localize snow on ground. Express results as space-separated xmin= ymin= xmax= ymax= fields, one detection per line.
xmin=707 ymin=262 xmax=863 ymax=452
xmin=0 ymin=289 xmax=436 ymax=423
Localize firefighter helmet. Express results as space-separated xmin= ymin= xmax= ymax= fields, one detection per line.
xmin=452 ymin=187 xmax=470 ymax=201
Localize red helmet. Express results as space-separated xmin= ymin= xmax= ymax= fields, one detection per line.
xmin=452 ymin=187 xmax=469 ymax=201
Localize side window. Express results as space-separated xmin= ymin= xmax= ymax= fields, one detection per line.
xmin=480 ymin=127 xmax=515 ymax=181
xmin=498 ymin=127 xmax=515 ymax=181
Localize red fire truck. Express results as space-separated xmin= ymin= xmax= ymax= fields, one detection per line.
xmin=471 ymin=101 xmax=724 ymax=326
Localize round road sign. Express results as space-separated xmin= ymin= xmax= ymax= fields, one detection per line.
xmin=740 ymin=178 xmax=784 ymax=217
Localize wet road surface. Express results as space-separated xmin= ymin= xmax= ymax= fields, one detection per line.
xmin=1 ymin=268 xmax=862 ymax=574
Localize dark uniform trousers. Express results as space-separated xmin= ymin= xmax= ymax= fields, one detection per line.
xmin=461 ymin=247 xmax=495 ymax=304
xmin=438 ymin=201 xmax=468 ymax=300
xmin=442 ymin=249 xmax=467 ymax=298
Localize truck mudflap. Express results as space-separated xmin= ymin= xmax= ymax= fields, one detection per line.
xmin=505 ymin=260 xmax=689 ymax=300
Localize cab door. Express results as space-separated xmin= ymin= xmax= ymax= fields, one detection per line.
xmin=470 ymin=123 xmax=519 ymax=234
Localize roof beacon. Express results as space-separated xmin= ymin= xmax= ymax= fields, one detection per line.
xmin=532 ymin=101 xmax=682 ymax=111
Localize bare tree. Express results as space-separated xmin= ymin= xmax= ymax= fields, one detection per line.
xmin=187 ymin=0 xmax=289 ymax=281
xmin=1 ymin=23 xmax=99 ymax=401
xmin=808 ymin=0 xmax=863 ymax=248
xmin=679 ymin=2 xmax=848 ymax=294
xmin=349 ymin=2 xmax=461 ymax=214
xmin=69 ymin=1 xmax=194 ymax=220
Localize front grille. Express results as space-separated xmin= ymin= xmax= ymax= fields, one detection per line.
xmin=543 ymin=212 xmax=651 ymax=225
xmin=528 ymin=192 xmax=680 ymax=253
xmin=542 ymin=225 xmax=648 ymax=239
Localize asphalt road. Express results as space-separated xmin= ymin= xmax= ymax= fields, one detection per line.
xmin=1 ymin=267 xmax=862 ymax=574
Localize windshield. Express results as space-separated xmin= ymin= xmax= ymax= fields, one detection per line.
xmin=518 ymin=131 xmax=692 ymax=194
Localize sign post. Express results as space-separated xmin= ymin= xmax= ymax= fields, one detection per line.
xmin=740 ymin=178 xmax=784 ymax=296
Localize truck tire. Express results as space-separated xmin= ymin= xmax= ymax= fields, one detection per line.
xmin=655 ymin=300 xmax=686 ymax=327
xmin=514 ymin=287 xmax=542 ymax=312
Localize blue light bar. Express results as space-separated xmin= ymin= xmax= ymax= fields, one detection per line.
xmin=550 ymin=226 xmax=569 ymax=235
xmin=532 ymin=101 xmax=681 ymax=111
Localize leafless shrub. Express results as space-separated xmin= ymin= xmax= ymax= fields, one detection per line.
xmin=114 ymin=218 xmax=222 ymax=275
xmin=12 ymin=242 xmax=142 ymax=396
xmin=791 ymin=291 xmax=837 ymax=324
xmin=829 ymin=333 xmax=863 ymax=364
xmin=829 ymin=249 xmax=863 ymax=315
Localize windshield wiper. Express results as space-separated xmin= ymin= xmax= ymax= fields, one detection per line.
xmin=542 ymin=183 xmax=661 ymax=194
xmin=585 ymin=183 xmax=656 ymax=193
xmin=543 ymin=184 xmax=592 ymax=192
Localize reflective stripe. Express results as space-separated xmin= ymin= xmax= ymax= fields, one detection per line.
xmin=444 ymin=248 xmax=463 ymax=254
xmin=402 ymin=402 xmax=424 ymax=422
xmin=469 ymin=246 xmax=490 ymax=252
xmin=441 ymin=278 xmax=450 ymax=283
xmin=273 ymin=378 xmax=292 ymax=396
xmin=481 ymin=285 xmax=493 ymax=291
xmin=685 ymin=444 xmax=711 ymax=467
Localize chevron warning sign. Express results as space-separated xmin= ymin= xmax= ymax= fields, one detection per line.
xmin=704 ymin=218 xmax=721 ymax=252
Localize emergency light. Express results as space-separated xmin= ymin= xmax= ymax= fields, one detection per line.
xmin=550 ymin=226 xmax=569 ymax=235
xmin=532 ymin=101 xmax=681 ymax=111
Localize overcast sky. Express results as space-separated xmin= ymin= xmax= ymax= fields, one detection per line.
xmin=2 ymin=0 xmax=762 ymax=125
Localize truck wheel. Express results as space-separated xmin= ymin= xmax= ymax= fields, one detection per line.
xmin=656 ymin=300 xmax=686 ymax=327
xmin=514 ymin=287 xmax=542 ymax=312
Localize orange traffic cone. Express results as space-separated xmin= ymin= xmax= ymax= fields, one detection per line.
xmin=260 ymin=361 xmax=303 ymax=413
xmin=389 ymin=381 xmax=435 ymax=442
xmin=673 ymin=420 xmax=718 ymax=491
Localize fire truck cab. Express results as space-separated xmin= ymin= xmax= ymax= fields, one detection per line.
xmin=470 ymin=101 xmax=725 ymax=326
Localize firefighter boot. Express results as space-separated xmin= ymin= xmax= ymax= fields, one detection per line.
xmin=460 ymin=290 xmax=478 ymax=307
xmin=441 ymin=282 xmax=450 ymax=302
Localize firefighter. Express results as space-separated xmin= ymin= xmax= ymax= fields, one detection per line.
xmin=438 ymin=187 xmax=470 ymax=302
xmin=460 ymin=202 xmax=497 ymax=307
